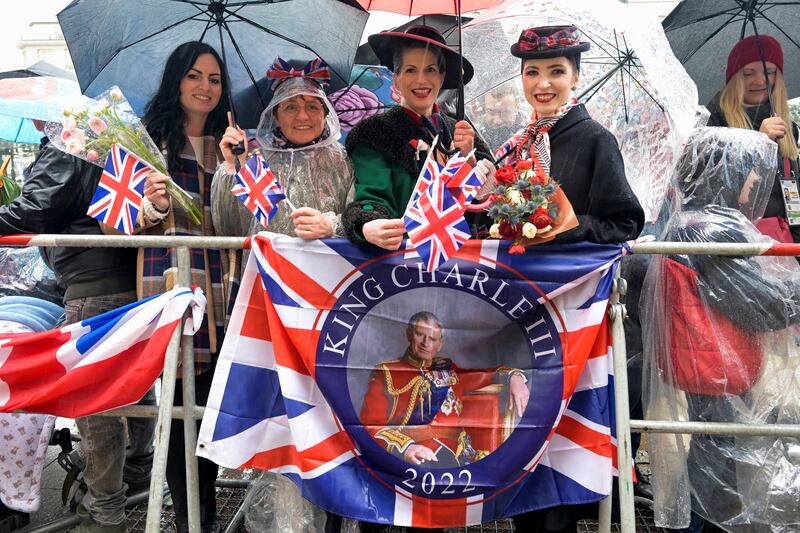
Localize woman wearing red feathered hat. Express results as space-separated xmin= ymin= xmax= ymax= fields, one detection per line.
xmin=499 ymin=24 xmax=644 ymax=245
xmin=341 ymin=25 xmax=495 ymax=249
xmin=706 ymin=34 xmax=800 ymax=248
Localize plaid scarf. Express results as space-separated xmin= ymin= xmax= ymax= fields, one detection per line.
xmin=137 ymin=136 xmax=230 ymax=375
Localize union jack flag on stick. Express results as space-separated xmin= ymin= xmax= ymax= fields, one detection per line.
xmin=442 ymin=149 xmax=481 ymax=208
xmin=231 ymin=152 xmax=286 ymax=227
xmin=404 ymin=171 xmax=471 ymax=272
xmin=86 ymin=143 xmax=151 ymax=235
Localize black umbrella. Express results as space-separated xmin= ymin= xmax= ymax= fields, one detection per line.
xmin=662 ymin=0 xmax=800 ymax=105
xmin=57 ymin=0 xmax=368 ymax=129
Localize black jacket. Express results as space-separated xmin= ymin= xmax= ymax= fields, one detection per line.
xmin=706 ymin=93 xmax=800 ymax=243
xmin=547 ymin=105 xmax=644 ymax=244
xmin=0 ymin=139 xmax=136 ymax=301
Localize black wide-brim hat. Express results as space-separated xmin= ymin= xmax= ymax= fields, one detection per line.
xmin=368 ymin=25 xmax=474 ymax=90
xmin=511 ymin=24 xmax=590 ymax=59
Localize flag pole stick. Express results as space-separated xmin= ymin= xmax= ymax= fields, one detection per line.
xmin=403 ymin=135 xmax=439 ymax=216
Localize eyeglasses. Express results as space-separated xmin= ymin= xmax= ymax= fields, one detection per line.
xmin=278 ymin=101 xmax=325 ymax=116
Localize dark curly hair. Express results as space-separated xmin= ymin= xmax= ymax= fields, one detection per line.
xmin=143 ymin=41 xmax=230 ymax=170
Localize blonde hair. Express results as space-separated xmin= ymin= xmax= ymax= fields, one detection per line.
xmin=719 ymin=69 xmax=798 ymax=160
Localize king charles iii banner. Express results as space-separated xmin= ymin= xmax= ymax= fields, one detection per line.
xmin=0 ymin=287 xmax=205 ymax=418
xmin=197 ymin=234 xmax=622 ymax=528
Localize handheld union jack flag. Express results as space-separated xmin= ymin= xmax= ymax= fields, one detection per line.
xmin=442 ymin=150 xmax=481 ymax=208
xmin=231 ymin=153 xmax=286 ymax=227
xmin=86 ymin=143 xmax=151 ymax=235
xmin=404 ymin=174 xmax=471 ymax=272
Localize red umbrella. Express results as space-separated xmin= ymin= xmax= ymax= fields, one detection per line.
xmin=356 ymin=0 xmax=499 ymax=119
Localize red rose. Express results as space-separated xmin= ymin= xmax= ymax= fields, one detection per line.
xmin=531 ymin=168 xmax=548 ymax=186
xmin=530 ymin=207 xmax=552 ymax=229
xmin=495 ymin=165 xmax=515 ymax=184
xmin=509 ymin=243 xmax=526 ymax=254
xmin=515 ymin=160 xmax=533 ymax=171
xmin=488 ymin=193 xmax=504 ymax=204
xmin=522 ymin=189 xmax=532 ymax=200
xmin=498 ymin=221 xmax=521 ymax=239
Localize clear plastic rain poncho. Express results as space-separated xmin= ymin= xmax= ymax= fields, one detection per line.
xmin=641 ymin=127 xmax=800 ymax=532
xmin=211 ymin=76 xmax=353 ymax=238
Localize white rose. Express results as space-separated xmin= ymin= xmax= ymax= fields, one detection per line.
xmin=95 ymin=99 xmax=110 ymax=112
xmin=109 ymin=87 xmax=124 ymax=102
xmin=63 ymin=116 xmax=77 ymax=130
xmin=489 ymin=223 xmax=501 ymax=238
xmin=507 ymin=189 xmax=523 ymax=205
xmin=522 ymin=222 xmax=537 ymax=239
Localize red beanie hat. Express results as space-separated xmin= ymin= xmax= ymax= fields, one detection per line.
xmin=726 ymin=35 xmax=783 ymax=83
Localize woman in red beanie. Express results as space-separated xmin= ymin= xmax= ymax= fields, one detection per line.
xmin=707 ymin=34 xmax=800 ymax=245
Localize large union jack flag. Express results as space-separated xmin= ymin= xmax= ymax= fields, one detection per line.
xmin=231 ymin=153 xmax=286 ymax=227
xmin=197 ymin=234 xmax=624 ymax=528
xmin=86 ymin=143 xmax=150 ymax=235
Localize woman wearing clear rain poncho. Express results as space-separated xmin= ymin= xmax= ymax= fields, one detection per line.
xmin=641 ymin=127 xmax=800 ymax=533
xmin=211 ymin=57 xmax=353 ymax=241
xmin=210 ymin=58 xmax=353 ymax=533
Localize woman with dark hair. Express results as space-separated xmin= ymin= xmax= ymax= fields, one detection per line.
xmin=498 ymin=24 xmax=644 ymax=533
xmin=499 ymin=24 xmax=644 ymax=246
xmin=342 ymin=25 xmax=495 ymax=249
xmin=140 ymin=40 xmax=231 ymax=533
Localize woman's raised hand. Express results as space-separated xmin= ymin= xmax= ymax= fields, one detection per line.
xmin=760 ymin=116 xmax=788 ymax=141
xmin=220 ymin=125 xmax=248 ymax=173
xmin=220 ymin=112 xmax=248 ymax=172
xmin=144 ymin=171 xmax=171 ymax=211
xmin=452 ymin=120 xmax=475 ymax=157
xmin=362 ymin=219 xmax=405 ymax=250
xmin=292 ymin=207 xmax=334 ymax=239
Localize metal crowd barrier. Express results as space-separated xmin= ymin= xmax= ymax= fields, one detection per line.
xmin=1 ymin=234 xmax=798 ymax=533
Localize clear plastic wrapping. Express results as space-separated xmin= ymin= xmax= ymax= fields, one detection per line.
xmin=642 ymin=127 xmax=800 ymax=531
xmin=0 ymin=247 xmax=63 ymax=304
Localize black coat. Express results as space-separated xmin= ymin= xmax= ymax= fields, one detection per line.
xmin=0 ymin=139 xmax=136 ymax=301
xmin=547 ymin=105 xmax=645 ymax=244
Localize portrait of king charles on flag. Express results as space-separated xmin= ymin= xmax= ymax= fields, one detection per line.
xmin=358 ymin=310 xmax=530 ymax=469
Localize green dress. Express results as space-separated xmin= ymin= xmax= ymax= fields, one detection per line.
xmin=343 ymin=106 xmax=493 ymax=242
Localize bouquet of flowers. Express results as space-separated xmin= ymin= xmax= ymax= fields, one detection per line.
xmin=45 ymin=87 xmax=201 ymax=224
xmin=486 ymin=159 xmax=577 ymax=254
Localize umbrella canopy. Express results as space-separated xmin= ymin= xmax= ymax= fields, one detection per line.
xmin=662 ymin=0 xmax=800 ymax=104
xmin=461 ymin=0 xmax=702 ymax=221
xmin=57 ymin=0 xmax=368 ymax=129
xmin=355 ymin=0 xmax=493 ymax=15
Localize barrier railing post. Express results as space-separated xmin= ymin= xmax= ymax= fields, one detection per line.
xmin=598 ymin=493 xmax=612 ymax=533
xmin=610 ymin=273 xmax=635 ymax=532
xmin=144 ymin=246 xmax=193 ymax=531
xmin=180 ymin=256 xmax=201 ymax=530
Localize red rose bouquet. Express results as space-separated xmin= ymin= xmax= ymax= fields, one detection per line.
xmin=486 ymin=159 xmax=577 ymax=253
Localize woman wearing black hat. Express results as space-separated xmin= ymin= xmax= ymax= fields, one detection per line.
xmin=341 ymin=25 xmax=494 ymax=249
xmin=500 ymin=24 xmax=644 ymax=533
xmin=501 ymin=24 xmax=644 ymax=246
